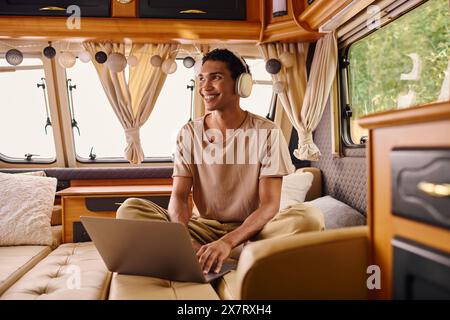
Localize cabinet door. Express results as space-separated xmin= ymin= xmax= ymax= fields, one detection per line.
xmin=391 ymin=149 xmax=450 ymax=230
xmin=0 ymin=0 xmax=110 ymax=17
xmin=139 ymin=0 xmax=246 ymax=20
xmin=393 ymin=238 xmax=450 ymax=299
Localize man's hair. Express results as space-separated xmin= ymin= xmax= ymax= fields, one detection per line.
xmin=202 ymin=48 xmax=251 ymax=81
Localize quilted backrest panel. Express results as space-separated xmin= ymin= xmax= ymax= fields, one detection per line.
xmin=311 ymin=101 xmax=367 ymax=215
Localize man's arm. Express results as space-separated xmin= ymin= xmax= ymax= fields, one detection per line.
xmin=168 ymin=176 xmax=203 ymax=251
xmin=197 ymin=177 xmax=282 ymax=273
xmin=167 ymin=176 xmax=193 ymax=225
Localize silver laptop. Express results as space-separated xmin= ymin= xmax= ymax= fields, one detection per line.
xmin=80 ymin=216 xmax=236 ymax=283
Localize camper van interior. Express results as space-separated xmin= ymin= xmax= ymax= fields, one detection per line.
xmin=0 ymin=0 xmax=449 ymax=302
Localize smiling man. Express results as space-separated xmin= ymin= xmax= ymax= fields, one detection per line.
xmin=117 ymin=49 xmax=324 ymax=275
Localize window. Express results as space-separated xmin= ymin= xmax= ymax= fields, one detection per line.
xmin=244 ymin=58 xmax=276 ymax=119
xmin=65 ymin=59 xmax=192 ymax=161
xmin=140 ymin=60 xmax=193 ymax=158
xmin=340 ymin=0 xmax=449 ymax=145
xmin=65 ymin=57 xmax=275 ymax=161
xmin=0 ymin=57 xmax=56 ymax=162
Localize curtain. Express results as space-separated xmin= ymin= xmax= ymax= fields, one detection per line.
xmin=259 ymin=32 xmax=338 ymax=161
xmin=258 ymin=42 xmax=309 ymax=155
xmin=193 ymin=44 xmax=209 ymax=118
xmin=84 ymin=42 xmax=178 ymax=164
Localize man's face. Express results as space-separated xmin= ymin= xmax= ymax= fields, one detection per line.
xmin=198 ymin=60 xmax=238 ymax=112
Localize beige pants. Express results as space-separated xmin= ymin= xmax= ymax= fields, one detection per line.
xmin=116 ymin=198 xmax=325 ymax=245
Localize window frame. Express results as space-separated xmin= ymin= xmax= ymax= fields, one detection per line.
xmin=0 ymin=56 xmax=58 ymax=164
xmin=72 ymin=57 xmax=277 ymax=163
xmin=338 ymin=0 xmax=433 ymax=147
xmin=69 ymin=58 xmax=190 ymax=164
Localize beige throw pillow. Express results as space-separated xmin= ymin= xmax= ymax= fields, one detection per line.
xmin=0 ymin=172 xmax=57 ymax=245
xmin=279 ymin=171 xmax=314 ymax=210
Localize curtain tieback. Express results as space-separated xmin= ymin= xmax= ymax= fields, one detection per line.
xmin=294 ymin=131 xmax=321 ymax=161
xmin=299 ymin=132 xmax=314 ymax=146
xmin=125 ymin=127 xmax=141 ymax=146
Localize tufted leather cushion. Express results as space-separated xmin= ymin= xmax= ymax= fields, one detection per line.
xmin=0 ymin=242 xmax=111 ymax=300
xmin=213 ymin=271 xmax=239 ymax=300
xmin=108 ymin=273 xmax=219 ymax=300
xmin=0 ymin=246 xmax=51 ymax=296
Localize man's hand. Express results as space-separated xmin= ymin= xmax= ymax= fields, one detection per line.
xmin=191 ymin=238 xmax=203 ymax=252
xmin=197 ymin=239 xmax=232 ymax=274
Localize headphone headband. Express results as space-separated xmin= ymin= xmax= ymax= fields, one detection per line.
xmin=232 ymin=51 xmax=250 ymax=74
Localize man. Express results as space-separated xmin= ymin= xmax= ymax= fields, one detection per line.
xmin=117 ymin=49 xmax=324 ymax=274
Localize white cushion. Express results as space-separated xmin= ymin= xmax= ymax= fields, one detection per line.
xmin=306 ymin=196 xmax=366 ymax=229
xmin=0 ymin=172 xmax=57 ymax=246
xmin=279 ymin=171 xmax=313 ymax=210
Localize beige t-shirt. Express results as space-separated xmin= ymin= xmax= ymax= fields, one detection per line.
xmin=173 ymin=111 xmax=295 ymax=222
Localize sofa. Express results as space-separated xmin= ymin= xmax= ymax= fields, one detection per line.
xmin=0 ymin=167 xmax=369 ymax=300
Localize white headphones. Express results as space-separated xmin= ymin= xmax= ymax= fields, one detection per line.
xmin=234 ymin=53 xmax=253 ymax=98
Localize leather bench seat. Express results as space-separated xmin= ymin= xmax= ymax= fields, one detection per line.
xmin=0 ymin=246 xmax=51 ymax=296
xmin=0 ymin=242 xmax=111 ymax=300
xmin=214 ymin=271 xmax=239 ymax=300
xmin=109 ymin=273 xmax=220 ymax=300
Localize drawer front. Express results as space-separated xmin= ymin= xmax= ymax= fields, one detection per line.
xmin=0 ymin=0 xmax=110 ymax=17
xmin=85 ymin=196 xmax=170 ymax=212
xmin=393 ymin=237 xmax=450 ymax=299
xmin=139 ymin=0 xmax=246 ymax=20
xmin=63 ymin=195 xmax=171 ymax=243
xmin=391 ymin=149 xmax=450 ymax=230
xmin=63 ymin=197 xmax=115 ymax=243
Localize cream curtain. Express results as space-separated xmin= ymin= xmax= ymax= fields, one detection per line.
xmin=193 ymin=44 xmax=209 ymax=118
xmin=259 ymin=32 xmax=338 ymax=161
xmin=258 ymin=42 xmax=309 ymax=155
xmin=84 ymin=42 xmax=178 ymax=164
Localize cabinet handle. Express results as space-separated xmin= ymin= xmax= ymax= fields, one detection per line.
xmin=417 ymin=182 xmax=450 ymax=197
xmin=39 ymin=6 xmax=66 ymax=11
xmin=179 ymin=9 xmax=207 ymax=14
xmin=114 ymin=202 xmax=123 ymax=206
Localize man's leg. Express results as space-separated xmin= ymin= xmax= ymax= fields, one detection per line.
xmin=253 ymin=203 xmax=325 ymax=241
xmin=116 ymin=198 xmax=241 ymax=245
xmin=116 ymin=198 xmax=170 ymax=221
xmin=187 ymin=217 xmax=241 ymax=245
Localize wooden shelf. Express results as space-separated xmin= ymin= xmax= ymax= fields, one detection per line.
xmin=259 ymin=0 xmax=323 ymax=43
xmin=299 ymin=0 xmax=353 ymax=30
xmin=0 ymin=16 xmax=261 ymax=44
xmin=57 ymin=185 xmax=173 ymax=196
xmin=358 ymin=101 xmax=450 ymax=129
xmin=261 ymin=19 xmax=323 ymax=43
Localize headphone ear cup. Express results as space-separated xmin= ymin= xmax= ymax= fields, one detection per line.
xmin=235 ymin=72 xmax=253 ymax=98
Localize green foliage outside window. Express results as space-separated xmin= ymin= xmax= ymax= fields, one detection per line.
xmin=347 ymin=0 xmax=449 ymax=143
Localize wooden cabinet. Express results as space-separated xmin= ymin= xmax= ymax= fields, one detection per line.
xmin=0 ymin=1 xmax=260 ymax=43
xmin=57 ymin=185 xmax=174 ymax=243
xmin=259 ymin=0 xmax=323 ymax=43
xmin=139 ymin=0 xmax=246 ymax=20
xmin=0 ymin=0 xmax=110 ymax=17
xmin=359 ymin=101 xmax=450 ymax=299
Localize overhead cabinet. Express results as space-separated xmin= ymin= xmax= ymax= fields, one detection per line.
xmin=0 ymin=0 xmax=110 ymax=17
xmin=139 ymin=0 xmax=246 ymax=20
